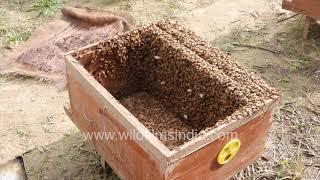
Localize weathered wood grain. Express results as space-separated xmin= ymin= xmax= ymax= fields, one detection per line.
xmin=65 ymin=56 xmax=278 ymax=179
xmin=165 ymin=111 xmax=272 ymax=180
xmin=283 ymin=0 xmax=320 ymax=19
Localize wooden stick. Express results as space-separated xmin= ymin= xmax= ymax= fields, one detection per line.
xmin=232 ymin=43 xmax=280 ymax=54
xmin=277 ymin=14 xmax=299 ymax=23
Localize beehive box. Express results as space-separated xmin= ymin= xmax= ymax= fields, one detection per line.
xmin=282 ymin=0 xmax=320 ymax=19
xmin=65 ymin=21 xmax=280 ymax=180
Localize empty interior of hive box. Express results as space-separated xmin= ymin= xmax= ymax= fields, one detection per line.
xmin=71 ymin=23 xmax=277 ymax=150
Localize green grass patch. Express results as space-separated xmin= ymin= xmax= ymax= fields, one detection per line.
xmin=276 ymin=157 xmax=304 ymax=179
xmin=15 ymin=128 xmax=29 ymax=137
xmin=2 ymin=30 xmax=31 ymax=49
xmin=0 ymin=0 xmax=61 ymax=50
xmin=30 ymin=0 xmax=61 ymax=16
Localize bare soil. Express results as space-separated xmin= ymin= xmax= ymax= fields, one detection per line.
xmin=1 ymin=0 xmax=320 ymax=179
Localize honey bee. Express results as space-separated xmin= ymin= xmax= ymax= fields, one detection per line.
xmin=73 ymin=20 xmax=279 ymax=132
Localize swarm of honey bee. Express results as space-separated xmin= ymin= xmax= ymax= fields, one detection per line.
xmin=72 ymin=20 xmax=280 ymax=147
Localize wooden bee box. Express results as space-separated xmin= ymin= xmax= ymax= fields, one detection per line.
xmin=282 ymin=0 xmax=320 ymax=19
xmin=65 ymin=21 xmax=280 ymax=180
xmin=282 ymin=0 xmax=320 ymax=39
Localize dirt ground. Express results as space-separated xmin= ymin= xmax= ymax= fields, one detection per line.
xmin=1 ymin=0 xmax=320 ymax=179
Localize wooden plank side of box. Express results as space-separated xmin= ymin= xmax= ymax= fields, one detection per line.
xmin=165 ymin=110 xmax=272 ymax=180
xmin=64 ymin=52 xmax=278 ymax=179
xmin=65 ymin=56 xmax=171 ymax=180
xmin=283 ymin=0 xmax=320 ymax=19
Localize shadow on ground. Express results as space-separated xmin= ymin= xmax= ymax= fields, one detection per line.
xmin=23 ymin=133 xmax=119 ymax=180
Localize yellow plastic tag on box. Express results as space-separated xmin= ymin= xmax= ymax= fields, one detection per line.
xmin=217 ymin=139 xmax=241 ymax=165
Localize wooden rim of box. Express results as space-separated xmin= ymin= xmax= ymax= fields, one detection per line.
xmin=65 ymin=46 xmax=280 ymax=166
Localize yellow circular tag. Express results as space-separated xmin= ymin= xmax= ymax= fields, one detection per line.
xmin=217 ymin=139 xmax=241 ymax=165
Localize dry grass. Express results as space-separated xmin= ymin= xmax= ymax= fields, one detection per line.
xmin=233 ymin=102 xmax=320 ymax=179
xmin=0 ymin=0 xmax=66 ymax=50
xmin=220 ymin=13 xmax=320 ymax=180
